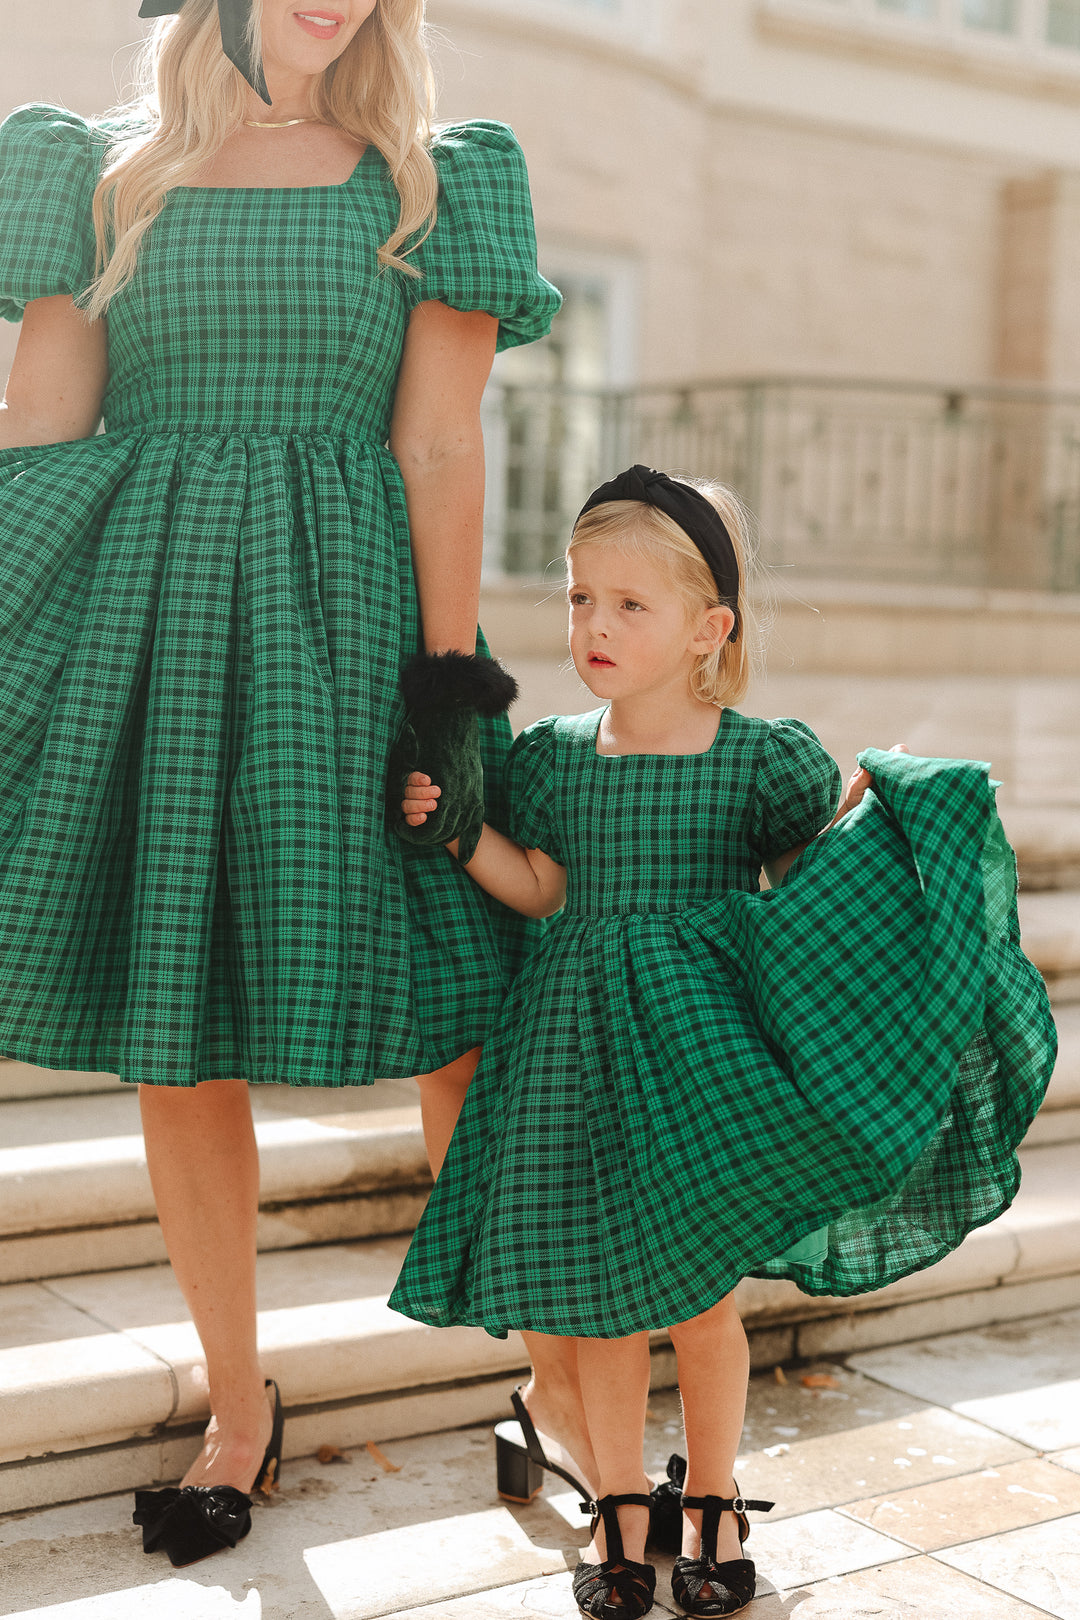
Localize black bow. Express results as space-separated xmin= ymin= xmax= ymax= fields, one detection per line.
xmin=138 ymin=0 xmax=271 ymax=104
xmin=132 ymin=1484 xmax=253 ymax=1567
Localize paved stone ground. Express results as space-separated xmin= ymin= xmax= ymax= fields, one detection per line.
xmin=0 ymin=1309 xmax=1077 ymax=1619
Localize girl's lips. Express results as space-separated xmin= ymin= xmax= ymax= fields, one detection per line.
xmin=588 ymin=653 xmax=614 ymax=667
xmin=294 ymin=10 xmax=345 ymax=37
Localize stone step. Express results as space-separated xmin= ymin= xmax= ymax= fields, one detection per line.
xmin=0 ymin=1081 xmax=431 ymax=1285
xmin=1016 ymin=889 xmax=1080 ymax=1002
xmin=1 ymin=1136 xmax=1076 ymax=1517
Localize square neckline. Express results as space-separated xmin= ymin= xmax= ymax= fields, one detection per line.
xmin=174 ymin=141 xmax=375 ymax=194
xmin=592 ymin=706 xmax=728 ymax=760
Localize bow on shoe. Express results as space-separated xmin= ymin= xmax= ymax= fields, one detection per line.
xmin=647 ymin=1452 xmax=687 ymax=1555
xmin=133 ymin=1485 xmax=253 ymax=1567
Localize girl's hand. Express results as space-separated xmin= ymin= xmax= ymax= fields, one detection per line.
xmin=403 ymin=771 xmax=442 ymax=827
xmin=836 ymin=743 xmax=910 ymax=820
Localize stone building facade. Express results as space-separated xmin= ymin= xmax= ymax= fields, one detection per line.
xmin=5 ymin=1 xmax=1080 ymax=392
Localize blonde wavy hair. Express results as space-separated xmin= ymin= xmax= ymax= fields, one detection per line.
xmin=86 ymin=0 xmax=437 ymax=317
xmin=567 ymin=478 xmax=768 ymax=708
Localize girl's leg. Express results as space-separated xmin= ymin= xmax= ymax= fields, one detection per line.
xmin=139 ymin=1078 xmax=271 ymax=1491
xmin=577 ymin=1333 xmax=653 ymax=1564
xmin=415 ymin=1051 xmax=599 ymax=1494
xmin=668 ymin=1292 xmax=750 ymax=1565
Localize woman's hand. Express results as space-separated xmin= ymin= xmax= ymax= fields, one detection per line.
xmin=403 ymin=771 xmax=441 ymax=827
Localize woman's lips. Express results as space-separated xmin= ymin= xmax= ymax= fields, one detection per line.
xmin=294 ymin=10 xmax=344 ymax=37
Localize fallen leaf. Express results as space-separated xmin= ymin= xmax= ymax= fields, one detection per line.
xmin=257 ymin=1457 xmax=279 ymax=1495
xmin=366 ymin=1440 xmax=402 ymax=1473
xmin=773 ymin=1366 xmax=788 ymax=1385
xmin=800 ymin=1373 xmax=839 ymax=1389
xmin=317 ymin=1444 xmax=351 ymax=1466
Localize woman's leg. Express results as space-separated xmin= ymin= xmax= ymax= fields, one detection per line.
xmin=415 ymin=1047 xmax=480 ymax=1177
xmin=415 ymin=1051 xmax=599 ymax=1493
xmin=668 ymin=1293 xmax=750 ymax=1565
xmin=577 ymin=1332 xmax=653 ymax=1564
xmin=139 ymin=1078 xmax=271 ymax=1491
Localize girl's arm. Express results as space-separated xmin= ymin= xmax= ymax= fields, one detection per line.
xmin=388 ymin=301 xmax=498 ymax=655
xmin=403 ymin=771 xmax=566 ymax=918
xmin=0 ymin=294 xmax=108 ymax=449
xmin=763 ymin=746 xmax=908 ymax=887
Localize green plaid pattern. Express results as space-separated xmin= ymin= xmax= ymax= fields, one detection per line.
xmin=0 ymin=105 xmax=559 ymax=1085
xmin=390 ymin=714 xmax=1056 ymax=1337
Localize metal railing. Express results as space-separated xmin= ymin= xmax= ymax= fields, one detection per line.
xmin=480 ymin=376 xmax=1080 ymax=592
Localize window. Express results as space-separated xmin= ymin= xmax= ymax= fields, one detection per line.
xmin=762 ymin=1 xmax=1080 ymax=56
xmin=1047 ymin=0 xmax=1080 ymax=46
xmin=876 ymin=0 xmax=937 ymax=18
xmin=483 ymin=252 xmax=639 ymax=576
xmin=963 ymin=0 xmax=1018 ymax=28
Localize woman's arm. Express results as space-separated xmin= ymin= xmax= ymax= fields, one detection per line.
xmin=389 ymin=301 xmax=499 ymax=654
xmin=0 ymin=294 xmax=108 ymax=449
xmin=403 ymin=771 xmax=566 ymax=918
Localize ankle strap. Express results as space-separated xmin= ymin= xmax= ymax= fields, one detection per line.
xmin=588 ymin=1493 xmax=654 ymax=1565
xmin=681 ymin=1493 xmax=774 ymax=1514
xmin=680 ymin=1492 xmax=774 ymax=1561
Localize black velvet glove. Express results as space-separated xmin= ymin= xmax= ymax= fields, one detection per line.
xmin=387 ymin=651 xmax=518 ymax=865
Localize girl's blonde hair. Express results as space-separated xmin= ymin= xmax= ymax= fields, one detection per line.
xmin=86 ymin=0 xmax=437 ymax=318
xmin=567 ymin=478 xmax=766 ymax=708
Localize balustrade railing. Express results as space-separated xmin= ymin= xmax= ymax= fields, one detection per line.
xmin=480 ymin=376 xmax=1080 ymax=592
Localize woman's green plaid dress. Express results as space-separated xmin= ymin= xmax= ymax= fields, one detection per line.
xmin=0 ymin=104 xmax=558 ymax=1087
xmin=389 ymin=709 xmax=1057 ymax=1337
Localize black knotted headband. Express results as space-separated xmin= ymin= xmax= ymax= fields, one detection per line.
xmin=576 ymin=465 xmax=741 ymax=640
xmin=138 ymin=0 xmax=272 ymax=105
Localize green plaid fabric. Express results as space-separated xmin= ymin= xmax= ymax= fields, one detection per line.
xmin=390 ymin=712 xmax=1056 ymax=1337
xmin=0 ymin=105 xmax=559 ymax=1086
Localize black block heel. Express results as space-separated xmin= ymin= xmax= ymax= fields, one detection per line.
xmin=493 ymin=1385 xmax=592 ymax=1507
xmin=494 ymin=1426 xmax=544 ymax=1503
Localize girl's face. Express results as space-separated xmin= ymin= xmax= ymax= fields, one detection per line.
xmin=257 ymin=0 xmax=377 ymax=81
xmin=567 ymin=543 xmax=730 ymax=705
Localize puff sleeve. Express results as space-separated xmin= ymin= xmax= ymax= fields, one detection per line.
xmin=751 ymin=718 xmax=841 ymax=861
xmin=501 ymin=716 xmax=564 ymax=864
xmin=406 ymin=121 xmax=561 ymax=352
xmin=0 ymin=105 xmax=100 ymax=323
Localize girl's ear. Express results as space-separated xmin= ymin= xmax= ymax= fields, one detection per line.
xmin=690 ymin=604 xmax=735 ymax=654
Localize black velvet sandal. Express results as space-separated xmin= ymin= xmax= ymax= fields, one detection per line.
xmin=494 ymin=1385 xmax=592 ymax=1506
xmin=670 ymin=1487 xmax=774 ymax=1617
xmin=133 ymin=1379 xmax=284 ymax=1568
xmin=572 ymin=1493 xmax=657 ymax=1620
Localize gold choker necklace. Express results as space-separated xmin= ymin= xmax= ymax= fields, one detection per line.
xmin=244 ymin=116 xmax=316 ymax=128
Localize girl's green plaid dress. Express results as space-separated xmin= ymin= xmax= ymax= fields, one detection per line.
xmin=0 ymin=104 xmax=559 ymax=1088
xmin=389 ymin=709 xmax=1057 ymax=1338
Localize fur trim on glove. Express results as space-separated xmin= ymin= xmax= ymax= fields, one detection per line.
xmin=400 ymin=651 xmax=518 ymax=717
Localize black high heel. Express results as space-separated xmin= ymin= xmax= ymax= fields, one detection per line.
xmin=671 ymin=1486 xmax=774 ymax=1618
xmin=573 ymin=1493 xmax=657 ymax=1620
xmin=133 ymin=1379 xmax=284 ymax=1568
xmin=494 ymin=1385 xmax=592 ymax=1506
